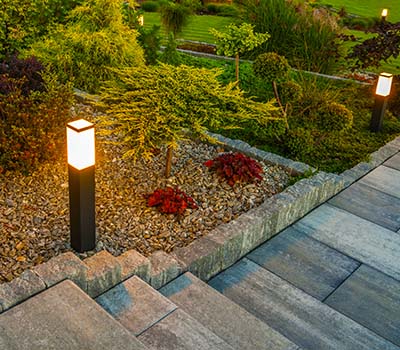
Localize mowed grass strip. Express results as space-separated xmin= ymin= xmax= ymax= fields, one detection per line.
xmin=317 ymin=0 xmax=400 ymax=22
xmin=143 ymin=12 xmax=235 ymax=43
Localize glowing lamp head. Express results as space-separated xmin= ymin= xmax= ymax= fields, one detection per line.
xmin=138 ymin=15 xmax=144 ymax=26
xmin=376 ymin=72 xmax=393 ymax=97
xmin=381 ymin=8 xmax=388 ymax=18
xmin=67 ymin=119 xmax=95 ymax=170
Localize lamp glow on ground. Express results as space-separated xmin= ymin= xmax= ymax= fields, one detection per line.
xmin=66 ymin=119 xmax=96 ymax=252
xmin=370 ymin=72 xmax=393 ymax=132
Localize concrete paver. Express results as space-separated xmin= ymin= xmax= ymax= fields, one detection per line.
xmin=328 ymin=182 xmax=400 ymax=231
xmin=247 ymin=226 xmax=359 ymax=300
xmin=209 ymin=258 xmax=399 ymax=350
xmin=325 ymin=264 xmax=400 ymax=346
xmin=0 ymin=280 xmax=146 ymax=350
xmin=294 ymin=203 xmax=400 ymax=281
xmin=161 ymin=272 xmax=298 ymax=350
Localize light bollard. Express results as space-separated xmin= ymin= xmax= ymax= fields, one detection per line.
xmin=66 ymin=119 xmax=96 ymax=252
xmin=370 ymin=72 xmax=393 ymax=132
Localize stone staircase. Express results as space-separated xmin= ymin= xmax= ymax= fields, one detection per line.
xmin=1 ymin=262 xmax=398 ymax=350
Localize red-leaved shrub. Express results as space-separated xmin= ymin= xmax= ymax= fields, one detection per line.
xmin=146 ymin=187 xmax=197 ymax=215
xmin=204 ymin=152 xmax=263 ymax=186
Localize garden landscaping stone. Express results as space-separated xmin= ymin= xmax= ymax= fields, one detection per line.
xmin=359 ymin=165 xmax=400 ymax=198
xmin=31 ymin=251 xmax=88 ymax=290
xmin=149 ymin=250 xmax=182 ymax=289
xmin=329 ymin=182 xmax=400 ymax=231
xmin=325 ymin=264 xmax=400 ymax=346
xmin=96 ymin=276 xmax=176 ymax=336
xmin=160 ymin=272 xmax=298 ymax=350
xmin=117 ymin=250 xmax=151 ymax=282
xmin=209 ymin=258 xmax=399 ymax=350
xmin=0 ymin=280 xmax=146 ymax=350
xmin=247 ymin=226 xmax=360 ymax=300
xmin=137 ymin=309 xmax=234 ymax=350
xmin=0 ymin=270 xmax=45 ymax=312
xmin=294 ymin=203 xmax=400 ymax=280
xmin=84 ymin=250 xmax=122 ymax=297
xmin=384 ymin=152 xmax=400 ymax=170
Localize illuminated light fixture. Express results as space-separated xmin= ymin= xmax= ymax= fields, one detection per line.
xmin=138 ymin=15 xmax=144 ymax=26
xmin=381 ymin=8 xmax=388 ymax=20
xmin=66 ymin=119 xmax=96 ymax=252
xmin=375 ymin=72 xmax=393 ymax=97
xmin=370 ymin=73 xmax=393 ymax=132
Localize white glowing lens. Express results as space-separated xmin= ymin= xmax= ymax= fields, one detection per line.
xmin=67 ymin=119 xmax=95 ymax=170
xmin=376 ymin=73 xmax=393 ymax=97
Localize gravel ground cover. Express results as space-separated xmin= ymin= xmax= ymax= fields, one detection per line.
xmin=0 ymin=105 xmax=290 ymax=284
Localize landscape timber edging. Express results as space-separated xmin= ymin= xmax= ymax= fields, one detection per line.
xmin=1 ymin=133 xmax=399 ymax=313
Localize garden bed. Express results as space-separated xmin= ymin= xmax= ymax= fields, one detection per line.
xmin=0 ymin=105 xmax=290 ymax=284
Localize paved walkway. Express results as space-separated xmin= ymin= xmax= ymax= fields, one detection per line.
xmin=1 ymin=153 xmax=400 ymax=349
xmin=209 ymin=153 xmax=400 ymax=349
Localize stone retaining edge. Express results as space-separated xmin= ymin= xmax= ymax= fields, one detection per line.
xmin=1 ymin=134 xmax=399 ymax=313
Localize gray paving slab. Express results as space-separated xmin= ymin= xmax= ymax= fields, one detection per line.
xmin=96 ymin=276 xmax=176 ymax=336
xmin=359 ymin=165 xmax=400 ymax=199
xmin=325 ymin=264 xmax=400 ymax=346
xmin=160 ymin=272 xmax=298 ymax=350
xmin=209 ymin=258 xmax=399 ymax=350
xmin=247 ymin=227 xmax=360 ymax=300
xmin=328 ymin=182 xmax=400 ymax=231
xmin=383 ymin=152 xmax=400 ymax=170
xmin=138 ymin=309 xmax=234 ymax=350
xmin=0 ymin=280 xmax=147 ymax=350
xmin=293 ymin=204 xmax=400 ymax=281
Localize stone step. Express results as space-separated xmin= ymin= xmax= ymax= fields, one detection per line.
xmin=0 ymin=280 xmax=147 ymax=350
xmin=209 ymin=258 xmax=400 ymax=350
xmin=293 ymin=203 xmax=400 ymax=281
xmin=246 ymin=226 xmax=359 ymax=300
xmin=96 ymin=275 xmax=234 ymax=350
xmin=160 ymin=272 xmax=298 ymax=350
xmin=328 ymin=182 xmax=400 ymax=231
xmin=325 ymin=264 xmax=400 ymax=347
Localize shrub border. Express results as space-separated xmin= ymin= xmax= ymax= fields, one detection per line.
xmin=1 ymin=132 xmax=399 ymax=313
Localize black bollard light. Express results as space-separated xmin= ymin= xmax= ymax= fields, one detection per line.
xmin=66 ymin=119 xmax=96 ymax=252
xmin=370 ymin=72 xmax=393 ymax=132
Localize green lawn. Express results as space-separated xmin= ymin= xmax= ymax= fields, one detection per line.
xmin=316 ymin=0 xmax=400 ymax=74
xmin=316 ymin=0 xmax=400 ymax=22
xmin=143 ymin=13 xmax=235 ymax=43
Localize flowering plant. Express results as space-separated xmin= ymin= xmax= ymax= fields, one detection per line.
xmin=146 ymin=187 xmax=197 ymax=214
xmin=204 ymin=152 xmax=263 ymax=186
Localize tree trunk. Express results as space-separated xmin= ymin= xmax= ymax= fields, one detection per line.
xmin=272 ymin=81 xmax=289 ymax=130
xmin=165 ymin=145 xmax=173 ymax=178
xmin=235 ymin=54 xmax=240 ymax=83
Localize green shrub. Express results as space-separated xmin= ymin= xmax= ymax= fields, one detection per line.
xmin=242 ymin=0 xmax=342 ymax=73
xmin=206 ymin=3 xmax=239 ymax=17
xmin=160 ymin=2 xmax=191 ymax=36
xmin=253 ymin=52 xmax=291 ymax=83
xmin=279 ymin=80 xmax=303 ymax=105
xmin=138 ymin=25 xmax=162 ymax=65
xmin=316 ymin=101 xmax=353 ymax=131
xmin=27 ymin=0 xmax=145 ymax=93
xmin=0 ymin=65 xmax=73 ymax=173
xmin=141 ymin=1 xmax=160 ymax=12
xmin=160 ymin=33 xmax=181 ymax=65
xmin=98 ymin=64 xmax=283 ymax=164
xmin=0 ymin=0 xmax=84 ymax=59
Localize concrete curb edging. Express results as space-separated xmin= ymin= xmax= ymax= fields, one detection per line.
xmin=1 ymin=134 xmax=399 ymax=312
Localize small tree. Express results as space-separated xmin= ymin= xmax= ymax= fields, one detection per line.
xmin=99 ymin=64 xmax=282 ymax=177
xmin=210 ymin=23 xmax=270 ymax=83
xmin=347 ymin=21 xmax=400 ymax=70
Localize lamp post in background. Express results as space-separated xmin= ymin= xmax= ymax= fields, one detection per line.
xmin=370 ymin=72 xmax=393 ymax=132
xmin=66 ymin=119 xmax=96 ymax=252
xmin=381 ymin=8 xmax=388 ymax=21
xmin=138 ymin=15 xmax=144 ymax=26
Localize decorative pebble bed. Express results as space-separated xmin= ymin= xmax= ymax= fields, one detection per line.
xmin=0 ymin=105 xmax=291 ymax=283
